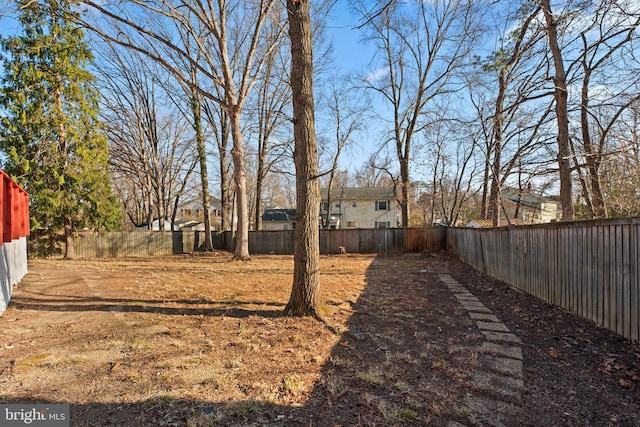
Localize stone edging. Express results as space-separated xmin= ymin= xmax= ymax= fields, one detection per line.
xmin=439 ymin=274 xmax=524 ymax=427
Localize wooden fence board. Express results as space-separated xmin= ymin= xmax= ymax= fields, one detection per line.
xmin=447 ymin=218 xmax=640 ymax=342
xmin=550 ymin=228 xmax=558 ymax=306
xmin=571 ymin=226 xmax=576 ymax=313
xmin=632 ymin=225 xmax=639 ymax=341
xmin=623 ymin=224 xmax=631 ymax=340
xmin=534 ymin=229 xmax=540 ymax=297
xmin=587 ymin=225 xmax=594 ymax=319
xmin=578 ymin=226 xmax=586 ymax=318
xmin=616 ymin=225 xmax=624 ymax=337
xmin=561 ymin=227 xmax=568 ymax=310
xmin=604 ymin=226 xmax=611 ymax=331
xmin=597 ymin=226 xmax=605 ymax=327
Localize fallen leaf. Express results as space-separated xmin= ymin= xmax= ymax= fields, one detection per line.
xmin=619 ymin=379 xmax=633 ymax=389
xmin=339 ymin=341 xmax=353 ymax=350
xmin=549 ymin=349 xmax=559 ymax=359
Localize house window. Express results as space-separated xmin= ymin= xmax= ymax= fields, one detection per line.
xmin=352 ymin=201 xmax=357 ymax=207
xmin=375 ymin=221 xmax=390 ymax=229
xmin=335 ymin=202 xmax=341 ymax=208
xmin=375 ymin=200 xmax=389 ymax=211
xmin=321 ymin=201 xmax=329 ymax=211
xmin=291 ymin=222 xmax=296 ymax=230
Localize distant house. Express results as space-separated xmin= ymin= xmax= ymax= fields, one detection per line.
xmin=320 ymin=187 xmax=400 ymax=229
xmin=502 ymin=191 xmax=561 ymax=224
xmin=262 ymin=208 xmax=297 ymax=231
xmin=466 ymin=218 xmax=527 ymax=228
xmin=135 ymin=219 xmax=176 ymax=231
xmin=176 ymin=198 xmax=223 ymax=230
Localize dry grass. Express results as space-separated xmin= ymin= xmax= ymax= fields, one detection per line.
xmin=2 ymin=252 xmax=637 ymax=426
xmin=0 ymin=253 xmax=487 ymax=425
xmin=1 ymin=254 xmax=378 ymax=425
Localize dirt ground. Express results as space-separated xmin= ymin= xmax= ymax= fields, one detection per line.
xmin=0 ymin=252 xmax=639 ymax=426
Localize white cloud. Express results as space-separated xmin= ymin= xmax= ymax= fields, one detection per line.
xmin=364 ymin=67 xmax=388 ymax=84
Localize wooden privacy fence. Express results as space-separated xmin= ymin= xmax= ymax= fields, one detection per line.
xmin=28 ymin=227 xmax=447 ymax=258
xmin=447 ymin=217 xmax=640 ymax=342
xmin=215 ymin=227 xmax=447 ymax=254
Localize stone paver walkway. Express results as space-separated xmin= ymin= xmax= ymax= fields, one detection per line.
xmin=439 ymin=274 xmax=524 ymax=427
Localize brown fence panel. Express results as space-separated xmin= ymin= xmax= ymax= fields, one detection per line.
xmin=29 ymin=228 xmax=445 ymax=258
xmin=250 ymin=230 xmax=294 ymax=254
xmin=320 ymin=229 xmax=360 ymax=254
xmin=448 ymin=218 xmax=640 ymax=342
xmin=70 ymin=231 xmax=196 ymax=258
xmin=406 ymin=227 xmax=447 ymax=252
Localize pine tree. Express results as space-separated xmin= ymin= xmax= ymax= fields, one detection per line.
xmin=0 ymin=0 xmax=121 ymax=259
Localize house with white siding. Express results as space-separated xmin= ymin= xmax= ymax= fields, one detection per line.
xmin=320 ymin=187 xmax=400 ymax=229
xmin=262 ymin=208 xmax=297 ymax=231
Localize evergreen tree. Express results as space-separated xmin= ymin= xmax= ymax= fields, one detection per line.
xmin=0 ymin=0 xmax=121 ymax=259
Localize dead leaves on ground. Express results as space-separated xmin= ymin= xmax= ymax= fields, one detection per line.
xmin=599 ymin=357 xmax=640 ymax=389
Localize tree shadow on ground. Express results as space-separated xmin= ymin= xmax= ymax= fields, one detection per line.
xmin=3 ymin=253 xmax=490 ymax=426
xmin=9 ymin=294 xmax=285 ymax=318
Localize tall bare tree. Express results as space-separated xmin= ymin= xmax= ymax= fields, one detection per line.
xmin=319 ymin=75 xmax=367 ymax=228
xmin=165 ymin=28 xmax=218 ymax=249
xmin=357 ymin=0 xmax=481 ymax=228
xmin=248 ymin=22 xmax=292 ymax=231
xmin=484 ymin=4 xmax=543 ymax=226
xmin=284 ymin=0 xmax=322 ymax=318
xmin=572 ymin=3 xmax=640 ymax=218
xmin=600 ymin=100 xmax=640 ymax=216
xmin=79 ymin=0 xmax=286 ymax=260
xmin=98 ymin=45 xmax=195 ymax=230
xmin=541 ymin=0 xmax=574 ymax=220
xmin=202 ymin=99 xmax=234 ymax=231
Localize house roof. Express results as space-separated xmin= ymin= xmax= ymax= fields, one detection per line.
xmin=262 ymin=208 xmax=296 ymax=222
xmin=466 ymin=218 xmax=527 ymax=228
xmin=503 ymin=191 xmax=561 ymax=209
xmin=320 ymin=187 xmax=396 ymax=200
xmin=178 ymin=197 xmax=222 ymax=211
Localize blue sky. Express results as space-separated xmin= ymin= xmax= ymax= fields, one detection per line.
xmin=321 ymin=0 xmax=387 ymax=172
xmin=0 ymin=1 xmax=386 ymax=176
xmin=326 ymin=0 xmax=374 ymax=76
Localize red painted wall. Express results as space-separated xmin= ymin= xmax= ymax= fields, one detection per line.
xmin=0 ymin=171 xmax=29 ymax=244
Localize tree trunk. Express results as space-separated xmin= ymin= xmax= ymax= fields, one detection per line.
xmin=489 ymin=69 xmax=506 ymax=227
xmin=542 ymin=0 xmax=574 ymax=221
xmin=255 ymin=131 xmax=267 ymax=231
xmin=64 ymin=216 xmax=76 ymax=260
xmin=480 ymin=153 xmax=490 ymax=220
xmin=255 ymin=165 xmax=263 ymax=231
xmin=430 ymin=161 xmax=437 ymax=226
xmin=399 ymin=157 xmax=409 ymax=227
xmin=284 ymin=0 xmax=322 ymax=318
xmin=580 ymin=69 xmax=607 ymax=218
xmin=219 ymin=113 xmax=231 ymax=231
xmin=192 ymin=93 xmax=213 ymax=250
xmin=229 ymin=106 xmax=250 ymax=260
xmin=325 ymin=169 xmax=336 ymax=229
